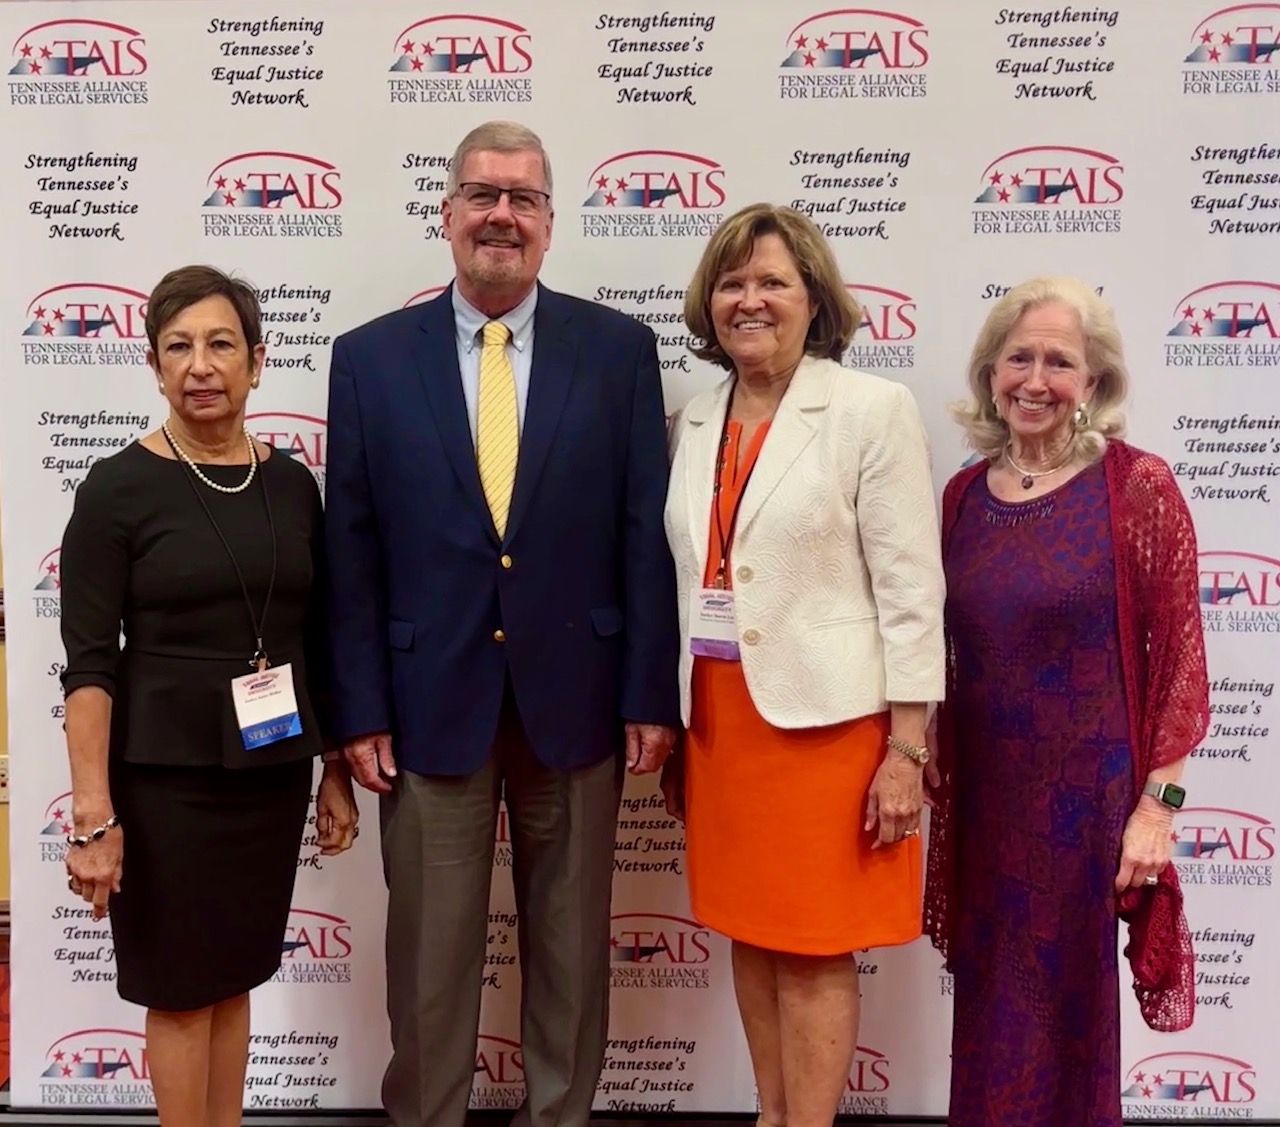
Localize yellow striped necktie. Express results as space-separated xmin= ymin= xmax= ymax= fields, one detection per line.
xmin=476 ymin=320 xmax=519 ymax=537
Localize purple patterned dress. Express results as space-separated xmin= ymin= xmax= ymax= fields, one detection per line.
xmin=944 ymin=464 xmax=1131 ymax=1127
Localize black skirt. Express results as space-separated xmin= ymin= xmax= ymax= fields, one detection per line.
xmin=107 ymin=757 xmax=313 ymax=1010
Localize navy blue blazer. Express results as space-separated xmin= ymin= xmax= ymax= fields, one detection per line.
xmin=324 ymin=283 xmax=680 ymax=775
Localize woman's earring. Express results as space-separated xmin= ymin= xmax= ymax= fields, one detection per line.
xmin=250 ymin=377 xmax=260 ymax=389
xmin=1074 ymin=403 xmax=1090 ymax=431
xmin=156 ymin=382 xmax=165 ymax=394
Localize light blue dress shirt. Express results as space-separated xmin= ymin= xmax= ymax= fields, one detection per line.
xmin=452 ymin=284 xmax=537 ymax=445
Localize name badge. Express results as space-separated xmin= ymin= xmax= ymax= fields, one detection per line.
xmin=690 ymin=588 xmax=741 ymax=661
xmin=231 ymin=663 xmax=302 ymax=751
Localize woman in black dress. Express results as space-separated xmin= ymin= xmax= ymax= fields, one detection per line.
xmin=59 ymin=265 xmax=358 ymax=1124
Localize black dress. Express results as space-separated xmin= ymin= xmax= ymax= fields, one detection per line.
xmin=60 ymin=441 xmax=329 ymax=1010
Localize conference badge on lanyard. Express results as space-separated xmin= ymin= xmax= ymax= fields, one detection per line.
xmin=690 ymin=588 xmax=741 ymax=661
xmin=231 ymin=663 xmax=302 ymax=750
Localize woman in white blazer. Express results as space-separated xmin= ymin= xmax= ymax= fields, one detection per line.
xmin=661 ymin=204 xmax=945 ymax=1127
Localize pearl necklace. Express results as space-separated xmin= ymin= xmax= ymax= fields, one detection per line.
xmin=162 ymin=421 xmax=258 ymax=494
xmin=1004 ymin=442 xmax=1073 ymax=490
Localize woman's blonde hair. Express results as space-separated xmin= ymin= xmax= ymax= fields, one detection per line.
xmin=684 ymin=203 xmax=862 ymax=371
xmin=953 ymin=276 xmax=1129 ymax=462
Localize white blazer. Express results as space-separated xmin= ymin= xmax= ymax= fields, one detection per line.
xmin=664 ymin=355 xmax=945 ymax=729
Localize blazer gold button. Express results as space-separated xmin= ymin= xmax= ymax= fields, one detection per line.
xmin=493 ymin=629 xmax=506 ymax=642
xmin=736 ymin=565 xmax=753 ymax=583
xmin=743 ymin=628 xmax=761 ymax=645
xmin=500 ymin=554 xmax=513 ymax=569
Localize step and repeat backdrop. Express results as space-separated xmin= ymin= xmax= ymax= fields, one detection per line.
xmin=0 ymin=0 xmax=1277 ymax=1117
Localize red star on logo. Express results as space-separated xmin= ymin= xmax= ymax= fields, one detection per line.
xmin=1201 ymin=29 xmax=1215 ymax=44
xmin=33 ymin=306 xmax=46 ymax=320
xmin=609 ymin=935 xmax=620 ymax=948
xmin=990 ymin=171 xmax=1003 ymax=185
xmin=47 ymin=562 xmax=58 ymax=576
xmin=1010 ymin=173 xmax=1023 ymax=187
xmin=61 ymin=1066 xmax=72 ymax=1078
xmin=803 ymin=51 xmax=816 ymax=66
xmin=816 ymin=37 xmax=828 ymax=51
xmin=998 ymin=188 xmax=1010 ymax=203
xmin=1203 ymin=307 xmax=1215 ymax=321
xmin=41 ymin=46 xmax=52 ymax=59
xmin=794 ymin=35 xmax=808 ymax=49
xmin=215 ymin=175 xmax=227 ymax=189
xmin=234 ymin=178 xmax=246 ymax=191
xmin=43 ymin=322 xmax=55 ymax=335
xmin=1134 ymin=1072 xmax=1146 ymax=1083
xmin=71 ymin=1053 xmax=83 ymax=1064
xmin=29 ymin=59 xmax=42 ymax=74
xmin=20 ymin=43 xmax=32 ymax=57
xmin=1153 ymin=1074 xmax=1164 ymax=1086
xmin=1182 ymin=304 xmax=1196 ymax=320
xmin=423 ymin=42 xmax=435 ymax=56
xmin=1142 ymin=1085 xmax=1153 ymax=1098
xmin=615 ymin=178 xmax=627 ymax=190
xmin=1171 ymin=830 xmax=1181 ymax=842
xmin=1222 ymin=32 xmax=1235 ymax=46
xmin=1191 ymin=323 xmax=1203 ymax=336
xmin=401 ymin=39 xmax=414 ymax=55
xmin=61 ymin=821 xmax=72 ymax=834
xmin=411 ymin=56 xmax=423 ymax=71
xmin=52 ymin=807 xmax=65 ymax=821
xmin=53 ymin=1051 xmax=65 ymax=1062
xmin=53 ymin=308 xmax=65 ymax=322
xmin=596 ymin=176 xmax=609 ymax=189
xmin=605 ymin=193 xmax=617 ymax=205
xmin=223 ymin=192 xmax=236 ymax=206
xmin=1208 ymin=46 xmax=1221 ymax=61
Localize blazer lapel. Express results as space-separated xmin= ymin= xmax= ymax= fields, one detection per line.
xmin=413 ymin=287 xmax=497 ymax=542
xmin=506 ymin=285 xmax=576 ymax=543
xmin=734 ymin=356 xmax=832 ymax=538
xmin=682 ymin=378 xmax=733 ymax=587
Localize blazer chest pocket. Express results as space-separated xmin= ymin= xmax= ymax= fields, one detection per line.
xmin=388 ymin=619 xmax=415 ymax=651
xmin=590 ymin=606 xmax=624 ymax=637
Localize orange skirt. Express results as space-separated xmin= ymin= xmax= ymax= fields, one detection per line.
xmin=685 ymin=657 xmax=922 ymax=955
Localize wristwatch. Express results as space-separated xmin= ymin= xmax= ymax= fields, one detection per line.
xmin=1143 ymin=780 xmax=1186 ymax=810
xmin=887 ymin=735 xmax=930 ymax=766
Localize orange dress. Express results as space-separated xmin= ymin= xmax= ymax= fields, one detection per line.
xmin=684 ymin=419 xmax=922 ymax=955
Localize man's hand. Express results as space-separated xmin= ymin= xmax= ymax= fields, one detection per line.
xmin=344 ymin=731 xmax=396 ymax=794
xmin=625 ymin=723 xmax=676 ymax=774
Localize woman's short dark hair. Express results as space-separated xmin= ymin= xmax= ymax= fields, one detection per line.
xmin=145 ymin=265 xmax=262 ymax=352
xmin=684 ymin=203 xmax=862 ymax=371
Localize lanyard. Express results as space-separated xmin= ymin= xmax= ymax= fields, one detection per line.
xmin=710 ymin=381 xmax=762 ymax=589
xmin=164 ymin=433 xmax=279 ymax=671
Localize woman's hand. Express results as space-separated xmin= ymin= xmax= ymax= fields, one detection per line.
xmin=865 ymin=751 xmax=924 ymax=849
xmin=66 ymin=823 xmax=123 ymax=921
xmin=317 ymin=761 xmax=360 ymax=855
xmin=1115 ymin=799 xmax=1174 ymax=892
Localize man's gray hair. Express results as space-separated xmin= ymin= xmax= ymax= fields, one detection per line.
xmin=446 ymin=121 xmax=553 ymax=197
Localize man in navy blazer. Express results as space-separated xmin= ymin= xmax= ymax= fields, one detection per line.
xmin=324 ymin=121 xmax=680 ymax=1127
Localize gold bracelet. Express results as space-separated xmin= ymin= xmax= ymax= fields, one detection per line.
xmin=887 ymin=735 xmax=930 ymax=765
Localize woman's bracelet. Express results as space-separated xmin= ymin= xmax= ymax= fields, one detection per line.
xmin=66 ymin=814 xmax=120 ymax=848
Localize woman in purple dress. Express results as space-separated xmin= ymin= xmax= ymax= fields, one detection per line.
xmin=924 ymin=277 xmax=1208 ymax=1126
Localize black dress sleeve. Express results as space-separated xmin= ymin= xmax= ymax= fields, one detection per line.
xmin=61 ymin=458 xmax=132 ymax=698
xmin=301 ymin=473 xmax=333 ymax=747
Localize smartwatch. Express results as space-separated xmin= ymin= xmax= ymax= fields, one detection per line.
xmin=1143 ymin=780 xmax=1186 ymax=810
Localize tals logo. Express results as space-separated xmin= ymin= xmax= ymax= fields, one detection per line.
xmin=582 ymin=152 xmax=727 ymax=240
xmin=1199 ymin=552 xmax=1280 ymax=608
xmin=1168 ymin=282 xmax=1280 ymax=339
xmin=8 ymin=20 xmax=149 ymax=109
xmin=1173 ymin=808 xmax=1274 ymax=888
xmin=844 ymin=285 xmax=917 ymax=371
xmin=387 ymin=15 xmax=534 ymax=105
xmin=610 ymin=913 xmax=713 ymax=989
xmin=472 ymin=1034 xmax=525 ymax=1107
xmin=201 ymin=153 xmax=343 ymax=240
xmin=40 ymin=1030 xmax=153 ymax=1102
xmin=22 ymin=284 xmax=147 ymax=340
xmin=403 ymin=285 xmax=448 ymax=308
xmin=1123 ymin=1052 xmax=1257 ymax=1112
xmin=1183 ymin=6 xmax=1280 ymax=94
xmin=972 ymin=147 xmax=1124 ymax=236
xmin=33 ymin=548 xmax=62 ymax=620
xmin=274 ymin=909 xmax=352 ymax=984
xmin=840 ymin=1045 xmax=892 ymax=1113
xmin=246 ymin=413 xmax=326 ymax=493
xmin=39 ymin=791 xmax=73 ymax=862
xmin=778 ymin=9 xmax=931 ymax=89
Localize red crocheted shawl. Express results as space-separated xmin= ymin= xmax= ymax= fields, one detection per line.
xmin=924 ymin=440 xmax=1209 ymax=1032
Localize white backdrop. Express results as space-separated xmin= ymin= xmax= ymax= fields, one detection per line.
xmin=1 ymin=0 xmax=1277 ymax=1117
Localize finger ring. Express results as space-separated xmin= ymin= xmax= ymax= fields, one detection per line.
xmin=1144 ymin=874 xmax=1158 ymax=885
xmin=903 ymin=828 xmax=920 ymax=837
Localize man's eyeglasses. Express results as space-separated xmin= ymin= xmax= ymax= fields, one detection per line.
xmin=456 ymin=182 xmax=550 ymax=216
